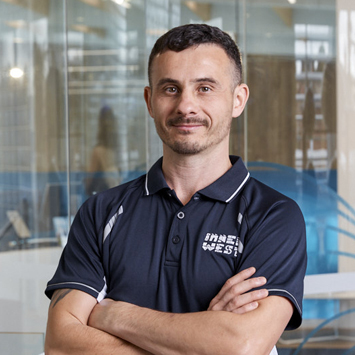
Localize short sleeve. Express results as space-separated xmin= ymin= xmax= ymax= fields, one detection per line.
xmin=45 ymin=200 xmax=107 ymax=301
xmin=239 ymin=197 xmax=307 ymax=330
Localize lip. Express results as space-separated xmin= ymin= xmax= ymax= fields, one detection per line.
xmin=172 ymin=124 xmax=204 ymax=132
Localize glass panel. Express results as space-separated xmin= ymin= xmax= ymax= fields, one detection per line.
xmin=0 ymin=0 xmax=67 ymax=336
xmin=0 ymin=0 xmax=68 ymax=249
xmin=243 ymin=0 xmax=355 ymax=351
xmin=66 ymin=0 xmax=148 ymax=211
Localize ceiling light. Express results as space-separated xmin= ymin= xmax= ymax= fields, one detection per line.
xmin=288 ymin=0 xmax=297 ymax=4
xmin=9 ymin=67 xmax=24 ymax=79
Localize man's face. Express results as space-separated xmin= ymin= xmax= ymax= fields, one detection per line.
xmin=144 ymin=44 xmax=247 ymax=156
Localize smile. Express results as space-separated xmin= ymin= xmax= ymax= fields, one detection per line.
xmin=168 ymin=117 xmax=208 ymax=129
xmin=171 ymin=123 xmax=207 ymax=135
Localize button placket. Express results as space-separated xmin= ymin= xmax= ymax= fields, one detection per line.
xmin=165 ymin=208 xmax=188 ymax=265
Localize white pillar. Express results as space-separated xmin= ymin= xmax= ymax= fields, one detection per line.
xmin=337 ymin=0 xmax=355 ymax=272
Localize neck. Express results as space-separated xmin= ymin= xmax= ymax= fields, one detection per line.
xmin=162 ymin=146 xmax=232 ymax=205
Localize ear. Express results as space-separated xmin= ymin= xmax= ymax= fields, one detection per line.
xmin=144 ymin=86 xmax=154 ymax=118
xmin=232 ymin=83 xmax=249 ymax=118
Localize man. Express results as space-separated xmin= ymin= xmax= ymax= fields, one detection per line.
xmin=45 ymin=24 xmax=307 ymax=354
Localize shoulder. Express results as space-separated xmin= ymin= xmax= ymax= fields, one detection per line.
xmin=241 ymin=176 xmax=305 ymax=229
xmin=243 ymin=176 xmax=301 ymax=209
xmin=78 ymin=174 xmax=146 ymax=224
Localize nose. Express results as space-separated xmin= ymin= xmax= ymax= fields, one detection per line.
xmin=176 ymin=90 xmax=198 ymax=117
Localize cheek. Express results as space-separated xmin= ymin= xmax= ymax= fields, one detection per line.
xmin=153 ymin=98 xmax=175 ymax=116
xmin=208 ymin=100 xmax=231 ymax=116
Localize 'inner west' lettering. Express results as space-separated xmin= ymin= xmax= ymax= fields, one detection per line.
xmin=202 ymin=233 xmax=242 ymax=257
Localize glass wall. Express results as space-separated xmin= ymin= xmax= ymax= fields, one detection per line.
xmin=0 ymin=2 xmax=69 ymax=350
xmin=242 ymin=1 xmax=355 ymax=353
xmin=0 ymin=0 xmax=354 ymax=353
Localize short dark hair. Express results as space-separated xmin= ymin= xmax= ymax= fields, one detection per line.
xmin=148 ymin=24 xmax=243 ymax=87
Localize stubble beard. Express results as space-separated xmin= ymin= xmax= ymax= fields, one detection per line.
xmin=169 ymin=137 xmax=205 ymax=155
xmin=155 ymin=116 xmax=232 ymax=155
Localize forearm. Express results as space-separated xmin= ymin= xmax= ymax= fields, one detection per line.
xmin=45 ymin=289 xmax=152 ymax=355
xmin=115 ymin=305 xmax=244 ymax=355
xmin=87 ymin=270 xmax=291 ymax=355
xmin=89 ymin=301 xmax=272 ymax=355
xmin=45 ymin=319 xmax=152 ymax=355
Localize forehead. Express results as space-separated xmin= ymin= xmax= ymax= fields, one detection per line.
xmin=149 ymin=44 xmax=234 ymax=85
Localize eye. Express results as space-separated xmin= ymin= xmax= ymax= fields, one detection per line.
xmin=165 ymin=86 xmax=178 ymax=93
xmin=199 ymin=86 xmax=211 ymax=92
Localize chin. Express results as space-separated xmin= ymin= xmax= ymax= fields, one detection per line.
xmin=170 ymin=141 xmax=206 ymax=155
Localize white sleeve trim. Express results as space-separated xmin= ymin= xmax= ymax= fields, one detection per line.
xmin=48 ymin=281 xmax=107 ymax=302
xmin=267 ymin=288 xmax=302 ymax=314
xmin=97 ymin=277 xmax=108 ymax=302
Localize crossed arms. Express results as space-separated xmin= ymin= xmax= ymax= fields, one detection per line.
xmin=45 ymin=267 xmax=293 ymax=355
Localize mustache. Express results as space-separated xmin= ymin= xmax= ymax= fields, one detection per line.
xmin=167 ymin=116 xmax=208 ymax=127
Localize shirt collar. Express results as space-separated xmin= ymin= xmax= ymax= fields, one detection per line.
xmin=144 ymin=157 xmax=169 ymax=196
xmin=145 ymin=156 xmax=250 ymax=203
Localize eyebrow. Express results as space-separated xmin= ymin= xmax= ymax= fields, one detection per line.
xmin=156 ymin=78 xmax=179 ymax=88
xmin=194 ymin=77 xmax=219 ymax=85
xmin=156 ymin=77 xmax=220 ymax=87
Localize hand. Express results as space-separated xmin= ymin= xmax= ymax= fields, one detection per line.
xmin=208 ymin=267 xmax=268 ymax=314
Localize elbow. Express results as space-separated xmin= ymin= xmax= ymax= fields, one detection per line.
xmin=218 ymin=331 xmax=273 ymax=355
xmin=44 ymin=345 xmax=58 ymax=355
xmin=45 ymin=342 xmax=68 ymax=355
xmin=221 ymin=342 xmax=272 ymax=355
xmin=44 ymin=333 xmax=65 ymax=355
xmin=232 ymin=341 xmax=272 ymax=355
xmin=44 ymin=340 xmax=57 ymax=355
xmin=219 ymin=339 xmax=253 ymax=355
xmin=44 ymin=345 xmax=53 ymax=355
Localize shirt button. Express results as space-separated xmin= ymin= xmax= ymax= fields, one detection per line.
xmin=177 ymin=211 xmax=185 ymax=219
xmin=172 ymin=235 xmax=180 ymax=244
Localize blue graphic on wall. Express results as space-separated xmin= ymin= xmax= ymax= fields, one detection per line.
xmin=248 ymin=161 xmax=355 ymax=320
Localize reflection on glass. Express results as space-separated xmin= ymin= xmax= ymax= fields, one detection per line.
xmin=0 ymin=1 xmax=67 ymax=251
xmin=245 ymin=1 xmax=355 ymax=351
xmin=85 ymin=106 xmax=120 ymax=196
xmin=0 ymin=0 xmax=67 ymax=342
xmin=66 ymin=0 xmax=147 ymax=213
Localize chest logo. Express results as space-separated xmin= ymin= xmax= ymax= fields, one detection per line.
xmin=202 ymin=233 xmax=243 ymax=257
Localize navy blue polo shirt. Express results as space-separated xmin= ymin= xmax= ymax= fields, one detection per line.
xmin=46 ymin=156 xmax=307 ymax=330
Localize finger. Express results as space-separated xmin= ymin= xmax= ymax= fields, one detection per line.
xmin=231 ymin=301 xmax=259 ymax=314
xmin=209 ymin=267 xmax=257 ymax=308
xmin=222 ymin=288 xmax=269 ymax=313
xmin=212 ymin=277 xmax=267 ymax=310
xmin=208 ymin=274 xmax=267 ymax=311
